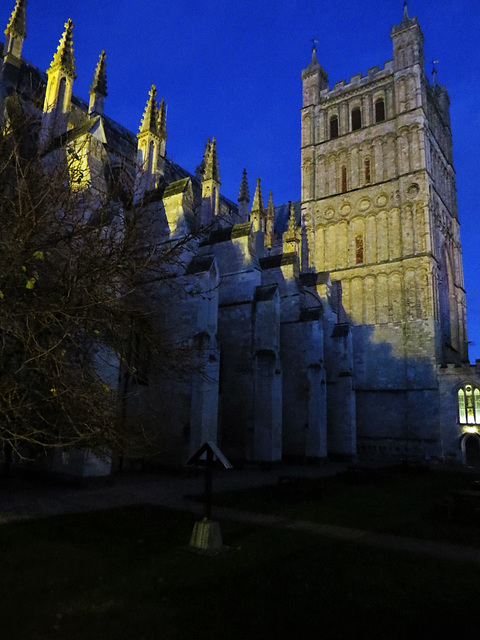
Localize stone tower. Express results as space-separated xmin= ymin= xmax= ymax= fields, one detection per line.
xmin=300 ymin=6 xmax=468 ymax=458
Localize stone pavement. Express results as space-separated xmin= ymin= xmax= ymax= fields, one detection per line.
xmin=1 ymin=462 xmax=480 ymax=565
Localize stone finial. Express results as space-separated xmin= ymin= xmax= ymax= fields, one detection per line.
xmin=90 ymin=50 xmax=107 ymax=97
xmin=402 ymin=1 xmax=409 ymax=21
xmin=4 ymin=0 xmax=27 ymax=39
xmin=287 ymin=201 xmax=296 ymax=234
xmin=251 ymin=178 xmax=264 ymax=214
xmin=88 ymin=50 xmax=107 ymax=116
xmin=139 ymin=84 xmax=160 ymax=137
xmin=283 ymin=201 xmax=300 ymax=253
xmin=49 ymin=19 xmax=76 ymax=79
xmin=158 ymin=97 xmax=167 ymax=140
xmin=301 ymin=41 xmax=329 ymax=89
xmin=196 ymin=138 xmax=210 ymax=180
xmin=203 ymin=137 xmax=220 ymax=183
xmin=250 ymin=178 xmax=265 ymax=232
xmin=238 ymin=168 xmax=250 ymax=203
xmin=265 ymin=190 xmax=275 ymax=247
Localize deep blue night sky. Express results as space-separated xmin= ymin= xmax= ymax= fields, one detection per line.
xmin=5 ymin=0 xmax=479 ymax=360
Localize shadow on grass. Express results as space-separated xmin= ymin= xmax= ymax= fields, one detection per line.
xmin=1 ymin=504 xmax=480 ymax=639
xmin=212 ymin=465 xmax=480 ymax=547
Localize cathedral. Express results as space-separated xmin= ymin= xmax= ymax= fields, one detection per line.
xmin=1 ymin=0 xmax=480 ymax=475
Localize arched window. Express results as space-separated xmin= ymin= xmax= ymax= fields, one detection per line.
xmin=355 ymin=234 xmax=364 ymax=264
xmin=458 ymin=385 xmax=480 ymax=425
xmin=364 ymin=158 xmax=371 ymax=185
xmin=330 ymin=115 xmax=339 ymax=139
xmin=341 ymin=165 xmax=347 ymax=192
xmin=351 ymin=107 xmax=362 ymax=131
xmin=375 ymin=98 xmax=385 ymax=123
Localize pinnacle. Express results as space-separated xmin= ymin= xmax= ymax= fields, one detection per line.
xmin=138 ymin=84 xmax=159 ymax=136
xmin=203 ymin=137 xmax=220 ymax=183
xmin=251 ymin=178 xmax=264 ymax=213
xmin=287 ymin=201 xmax=296 ymax=233
xmin=158 ymin=98 xmax=167 ymax=139
xmin=49 ymin=18 xmax=76 ymax=79
xmin=5 ymin=0 xmax=27 ymax=39
xmin=392 ymin=0 xmax=416 ymax=31
xmin=238 ymin=168 xmax=249 ymax=203
xmin=90 ymin=50 xmax=107 ymax=97
xmin=266 ymin=190 xmax=274 ymax=218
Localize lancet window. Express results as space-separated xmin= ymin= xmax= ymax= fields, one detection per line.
xmin=458 ymin=384 xmax=480 ymax=425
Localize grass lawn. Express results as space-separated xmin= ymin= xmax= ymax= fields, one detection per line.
xmin=212 ymin=465 xmax=480 ymax=547
xmin=1 ymin=504 xmax=480 ymax=639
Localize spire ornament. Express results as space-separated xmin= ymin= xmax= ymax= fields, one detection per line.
xmin=90 ymin=50 xmax=107 ymax=97
xmin=250 ymin=178 xmax=265 ymax=232
xmin=287 ymin=201 xmax=296 ymax=235
xmin=5 ymin=0 xmax=27 ymax=40
xmin=196 ymin=138 xmax=210 ymax=180
xmin=139 ymin=84 xmax=160 ymax=137
xmin=265 ymin=190 xmax=275 ymax=247
xmin=283 ymin=201 xmax=300 ymax=254
xmin=3 ymin=0 xmax=27 ymax=65
xmin=158 ymin=98 xmax=167 ymax=139
xmin=203 ymin=137 xmax=220 ymax=183
xmin=238 ymin=168 xmax=250 ymax=203
xmin=49 ymin=19 xmax=76 ymax=79
xmin=251 ymin=178 xmax=264 ymax=214
xmin=88 ymin=50 xmax=107 ymax=116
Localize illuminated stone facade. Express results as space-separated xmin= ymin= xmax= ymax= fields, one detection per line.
xmin=300 ymin=6 xmax=479 ymax=461
xmin=1 ymin=2 xmax=479 ymax=471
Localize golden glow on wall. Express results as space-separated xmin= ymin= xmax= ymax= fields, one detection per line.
xmin=462 ymin=425 xmax=479 ymax=435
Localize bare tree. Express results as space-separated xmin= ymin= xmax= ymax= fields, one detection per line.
xmin=0 ymin=96 xmax=197 ymax=461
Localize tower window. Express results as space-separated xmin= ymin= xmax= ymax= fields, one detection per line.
xmin=375 ymin=98 xmax=385 ymax=123
xmin=355 ymin=234 xmax=364 ymax=264
xmin=330 ymin=116 xmax=339 ymax=139
xmin=458 ymin=385 xmax=480 ymax=425
xmin=351 ymin=107 xmax=362 ymax=131
xmin=341 ymin=165 xmax=347 ymax=192
xmin=364 ymin=158 xmax=371 ymax=185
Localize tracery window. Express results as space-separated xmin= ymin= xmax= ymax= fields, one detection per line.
xmin=458 ymin=384 xmax=480 ymax=425
xmin=330 ymin=115 xmax=339 ymax=139
xmin=375 ymin=98 xmax=385 ymax=123
xmin=351 ymin=107 xmax=362 ymax=131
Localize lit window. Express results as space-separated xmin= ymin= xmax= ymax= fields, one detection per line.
xmin=330 ymin=116 xmax=339 ymax=139
xmin=351 ymin=107 xmax=362 ymax=131
xmin=375 ymin=99 xmax=385 ymax=123
xmin=458 ymin=385 xmax=480 ymax=425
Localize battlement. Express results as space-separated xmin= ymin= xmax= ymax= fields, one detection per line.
xmin=320 ymin=59 xmax=394 ymax=99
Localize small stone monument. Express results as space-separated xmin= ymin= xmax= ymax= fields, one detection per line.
xmin=186 ymin=441 xmax=233 ymax=553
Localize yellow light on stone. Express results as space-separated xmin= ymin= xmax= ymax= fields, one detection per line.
xmin=462 ymin=425 xmax=479 ymax=434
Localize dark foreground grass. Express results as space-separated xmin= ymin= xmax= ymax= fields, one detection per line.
xmin=214 ymin=466 xmax=480 ymax=546
xmin=1 ymin=504 xmax=480 ymax=640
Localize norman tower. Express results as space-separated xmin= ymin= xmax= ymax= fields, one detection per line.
xmin=301 ymin=5 xmax=468 ymax=457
